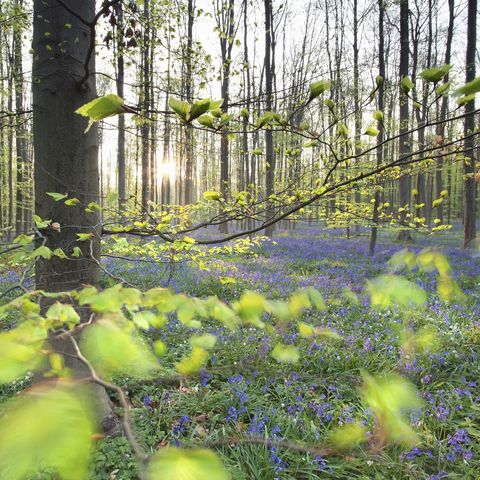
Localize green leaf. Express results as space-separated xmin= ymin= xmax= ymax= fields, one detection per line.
xmin=190 ymin=98 xmax=212 ymax=120
xmin=306 ymin=287 xmax=326 ymax=310
xmin=0 ymin=383 xmax=96 ymax=480
xmin=80 ymin=318 xmax=159 ymax=379
xmin=360 ymin=372 xmax=422 ymax=445
xmin=324 ymin=98 xmax=335 ymax=110
xmin=209 ymin=99 xmax=224 ymax=110
xmin=82 ymin=287 xmax=123 ymax=313
xmin=219 ymin=276 xmax=236 ymax=285
xmin=46 ymin=192 xmax=67 ymax=202
xmin=146 ymin=448 xmax=230 ymax=480
xmin=64 ymin=198 xmax=80 ymax=206
xmin=76 ymin=93 xmax=125 ymax=132
xmin=0 ymin=322 xmax=47 ymax=384
xmin=298 ymin=321 xmax=315 ymax=338
xmin=189 ymin=333 xmax=217 ymax=350
xmin=271 ymin=343 xmax=299 ymax=364
xmin=420 ymin=64 xmax=451 ymax=82
xmin=436 ymin=81 xmax=451 ymax=96
xmin=204 ymin=191 xmax=221 ymax=201
xmin=308 ymin=80 xmax=331 ymax=101
xmin=329 ymin=422 xmax=367 ymax=450
xmin=176 ymin=346 xmax=209 ymax=375
xmin=13 ymin=234 xmax=34 ymax=245
xmin=235 ymin=291 xmax=265 ymax=326
xmin=76 ymin=233 xmax=93 ymax=242
xmin=197 ymin=114 xmax=215 ymax=128
xmin=401 ymin=76 xmax=414 ymax=92
xmin=366 ymin=275 xmax=427 ymax=310
xmin=453 ymin=76 xmax=480 ymax=97
xmin=46 ymin=302 xmax=80 ymax=327
xmin=71 ymin=246 xmax=83 ymax=258
xmin=153 ymin=339 xmax=167 ymax=357
xmin=373 ymin=110 xmax=384 ymax=122
xmin=32 ymin=246 xmax=52 ymax=259
xmin=364 ymin=127 xmax=380 ymax=136
xmin=456 ymin=93 xmax=476 ymax=106
xmin=53 ymin=248 xmax=68 ymax=259
xmin=168 ymin=97 xmax=190 ymax=122
xmin=34 ymin=215 xmax=51 ymax=229
xmin=131 ymin=311 xmax=157 ymax=330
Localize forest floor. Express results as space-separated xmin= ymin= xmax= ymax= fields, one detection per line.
xmin=93 ymin=226 xmax=480 ymax=480
xmin=2 ymin=226 xmax=480 ymax=479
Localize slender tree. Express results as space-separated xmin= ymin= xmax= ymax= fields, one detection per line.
xmin=369 ymin=0 xmax=386 ymax=255
xmin=463 ymin=0 xmax=477 ymax=247
xmin=264 ymin=0 xmax=276 ymax=237
xmin=397 ymin=0 xmax=412 ymax=241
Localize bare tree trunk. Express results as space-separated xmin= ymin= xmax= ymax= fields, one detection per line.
xmin=435 ymin=0 xmax=454 ymax=225
xmin=116 ymin=2 xmax=126 ymax=211
xmin=369 ymin=0 xmax=385 ymax=255
xmin=463 ymin=0 xmax=477 ymax=247
xmin=353 ymin=0 xmax=361 ymax=234
xmin=264 ymin=0 xmax=276 ymax=237
xmin=217 ymin=0 xmax=235 ymax=233
xmin=141 ymin=0 xmax=151 ymax=210
xmin=33 ymin=0 xmax=101 ymax=291
xmin=396 ymin=0 xmax=412 ymax=241
xmin=184 ymin=0 xmax=195 ymax=205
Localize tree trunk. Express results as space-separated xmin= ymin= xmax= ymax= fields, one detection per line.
xmin=116 ymin=2 xmax=126 ymax=211
xmin=264 ymin=0 xmax=276 ymax=237
xmin=463 ymin=0 xmax=477 ymax=247
xmin=369 ymin=0 xmax=385 ymax=255
xmin=396 ymin=0 xmax=412 ymax=241
xmin=141 ymin=0 xmax=151 ymax=210
xmin=184 ymin=0 xmax=195 ymax=205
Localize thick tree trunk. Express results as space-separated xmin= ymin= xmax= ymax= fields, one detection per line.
xmin=32 ymin=0 xmax=119 ymax=432
xmin=463 ymin=0 xmax=477 ymax=247
xmin=33 ymin=0 xmax=100 ymax=290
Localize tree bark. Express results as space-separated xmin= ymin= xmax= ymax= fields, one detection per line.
xmin=369 ymin=0 xmax=386 ymax=255
xmin=435 ymin=0 xmax=454 ymax=225
xmin=116 ymin=2 xmax=126 ymax=211
xmin=33 ymin=0 xmax=100 ymax=292
xmin=264 ymin=0 xmax=276 ymax=237
xmin=396 ymin=0 xmax=412 ymax=241
xmin=463 ymin=0 xmax=477 ymax=247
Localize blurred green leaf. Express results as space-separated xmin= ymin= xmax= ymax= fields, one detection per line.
xmin=329 ymin=422 xmax=367 ymax=450
xmin=420 ymin=64 xmax=451 ymax=82
xmin=81 ymin=318 xmax=159 ymax=379
xmin=271 ymin=343 xmax=299 ymax=364
xmin=146 ymin=448 xmax=229 ymax=480
xmin=0 ymin=322 xmax=47 ymax=384
xmin=176 ymin=346 xmax=209 ymax=375
xmin=189 ymin=334 xmax=217 ymax=350
xmin=366 ymin=275 xmax=427 ymax=310
xmin=0 ymin=383 xmax=96 ymax=480
xmin=308 ymin=80 xmax=331 ymax=101
xmin=361 ymin=372 xmax=422 ymax=445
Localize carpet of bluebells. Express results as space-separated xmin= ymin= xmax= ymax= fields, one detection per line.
xmin=2 ymin=226 xmax=480 ymax=479
xmin=88 ymin=226 xmax=480 ymax=480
